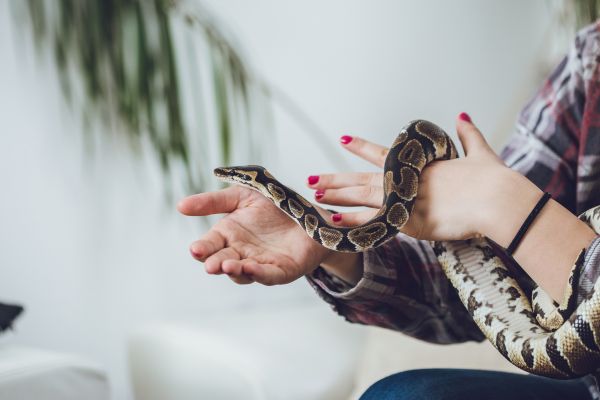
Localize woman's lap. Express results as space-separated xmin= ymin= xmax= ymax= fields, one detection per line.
xmin=359 ymin=368 xmax=592 ymax=400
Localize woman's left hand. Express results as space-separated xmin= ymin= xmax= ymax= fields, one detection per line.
xmin=307 ymin=113 xmax=541 ymax=243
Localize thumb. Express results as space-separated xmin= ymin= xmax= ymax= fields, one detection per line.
xmin=456 ymin=112 xmax=494 ymax=157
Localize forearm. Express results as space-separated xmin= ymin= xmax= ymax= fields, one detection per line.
xmin=320 ymin=251 xmax=363 ymax=285
xmin=481 ymin=169 xmax=597 ymax=301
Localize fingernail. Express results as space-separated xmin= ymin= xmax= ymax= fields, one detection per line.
xmin=315 ymin=190 xmax=325 ymax=200
xmin=332 ymin=213 xmax=342 ymax=223
xmin=458 ymin=112 xmax=471 ymax=123
xmin=340 ymin=135 xmax=353 ymax=145
xmin=190 ymin=248 xmax=201 ymax=259
xmin=308 ymin=175 xmax=319 ymax=185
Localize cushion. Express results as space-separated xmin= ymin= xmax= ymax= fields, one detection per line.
xmin=0 ymin=345 xmax=109 ymax=400
xmin=128 ymin=304 xmax=366 ymax=400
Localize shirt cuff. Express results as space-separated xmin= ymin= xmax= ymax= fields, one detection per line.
xmin=305 ymin=244 xmax=400 ymax=301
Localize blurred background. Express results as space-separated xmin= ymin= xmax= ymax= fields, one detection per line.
xmin=0 ymin=1 xmax=595 ymax=399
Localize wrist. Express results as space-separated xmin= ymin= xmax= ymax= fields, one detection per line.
xmin=479 ymin=168 xmax=543 ymax=247
xmin=478 ymin=168 xmax=597 ymax=301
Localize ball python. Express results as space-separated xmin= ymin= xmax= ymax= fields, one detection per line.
xmin=214 ymin=119 xmax=600 ymax=379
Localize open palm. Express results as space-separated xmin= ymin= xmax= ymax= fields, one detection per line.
xmin=178 ymin=185 xmax=331 ymax=285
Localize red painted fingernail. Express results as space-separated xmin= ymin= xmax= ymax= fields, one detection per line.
xmin=190 ymin=248 xmax=201 ymax=259
xmin=308 ymin=175 xmax=319 ymax=185
xmin=332 ymin=213 xmax=342 ymax=223
xmin=340 ymin=135 xmax=353 ymax=144
xmin=458 ymin=112 xmax=471 ymax=123
xmin=315 ymin=190 xmax=325 ymax=200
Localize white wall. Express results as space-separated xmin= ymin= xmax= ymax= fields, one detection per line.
xmin=0 ymin=1 xmax=563 ymax=399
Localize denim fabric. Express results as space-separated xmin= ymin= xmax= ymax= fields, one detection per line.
xmin=359 ymin=369 xmax=592 ymax=400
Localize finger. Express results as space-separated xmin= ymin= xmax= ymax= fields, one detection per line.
xmin=190 ymin=230 xmax=226 ymax=262
xmin=242 ymin=262 xmax=289 ymax=286
xmin=315 ymin=186 xmax=384 ymax=208
xmin=306 ymin=172 xmax=383 ymax=190
xmin=340 ymin=135 xmax=389 ymax=168
xmin=204 ymin=248 xmax=240 ymax=274
xmin=223 ymin=259 xmax=256 ymax=284
xmin=456 ymin=112 xmax=495 ymax=157
xmin=222 ymin=258 xmax=244 ymax=275
xmin=177 ymin=186 xmax=240 ymax=216
xmin=329 ymin=209 xmax=379 ymax=227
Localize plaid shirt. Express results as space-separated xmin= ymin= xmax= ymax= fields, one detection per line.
xmin=307 ymin=22 xmax=600 ymax=396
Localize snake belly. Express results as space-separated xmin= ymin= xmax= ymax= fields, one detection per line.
xmin=214 ymin=119 xmax=600 ymax=379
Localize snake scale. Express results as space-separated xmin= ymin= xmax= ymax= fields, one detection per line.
xmin=215 ymin=119 xmax=600 ymax=379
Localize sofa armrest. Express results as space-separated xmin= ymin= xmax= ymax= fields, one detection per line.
xmin=0 ymin=345 xmax=109 ymax=400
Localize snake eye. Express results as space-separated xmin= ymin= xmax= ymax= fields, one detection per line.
xmin=241 ymin=174 xmax=251 ymax=181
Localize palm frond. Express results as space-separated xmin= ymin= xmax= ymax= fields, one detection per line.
xmin=16 ymin=0 xmax=271 ymax=195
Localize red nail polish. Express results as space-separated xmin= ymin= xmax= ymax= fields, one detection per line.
xmin=340 ymin=135 xmax=353 ymax=144
xmin=458 ymin=112 xmax=471 ymax=123
xmin=332 ymin=213 xmax=342 ymax=223
xmin=315 ymin=190 xmax=325 ymax=200
xmin=308 ymin=175 xmax=319 ymax=185
xmin=190 ymin=248 xmax=201 ymax=259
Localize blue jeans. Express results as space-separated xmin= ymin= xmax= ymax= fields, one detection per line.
xmin=359 ymin=368 xmax=592 ymax=400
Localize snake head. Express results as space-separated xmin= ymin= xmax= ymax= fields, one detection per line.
xmin=213 ymin=166 xmax=263 ymax=188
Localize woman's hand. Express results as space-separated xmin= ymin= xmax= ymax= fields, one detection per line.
xmin=308 ymin=113 xmax=518 ymax=242
xmin=177 ymin=185 xmax=361 ymax=285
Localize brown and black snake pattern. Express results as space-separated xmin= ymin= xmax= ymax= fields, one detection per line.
xmin=215 ymin=119 xmax=600 ymax=379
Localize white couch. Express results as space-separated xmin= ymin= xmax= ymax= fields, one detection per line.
xmin=128 ymin=304 xmax=365 ymax=400
xmin=0 ymin=345 xmax=109 ymax=400
xmin=128 ymin=302 xmax=523 ymax=400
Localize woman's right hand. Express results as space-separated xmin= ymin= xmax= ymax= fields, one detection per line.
xmin=178 ymin=185 xmax=362 ymax=285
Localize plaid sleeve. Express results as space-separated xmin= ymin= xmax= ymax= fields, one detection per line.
xmin=500 ymin=25 xmax=590 ymax=211
xmin=307 ymin=22 xmax=600 ymax=345
xmin=500 ymin=22 xmax=600 ymax=303
xmin=306 ymin=233 xmax=485 ymax=344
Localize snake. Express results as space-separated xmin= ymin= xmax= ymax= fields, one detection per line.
xmin=214 ymin=119 xmax=600 ymax=379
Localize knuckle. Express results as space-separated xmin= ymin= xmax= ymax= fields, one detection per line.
xmin=319 ymin=174 xmax=331 ymax=187
xmin=368 ymin=173 xmax=382 ymax=186
xmin=321 ymin=188 xmax=335 ymax=201
xmin=359 ymin=185 xmax=372 ymax=199
xmin=352 ymin=138 xmax=368 ymax=153
xmin=361 ymin=185 xmax=377 ymax=201
xmin=357 ymin=173 xmax=370 ymax=185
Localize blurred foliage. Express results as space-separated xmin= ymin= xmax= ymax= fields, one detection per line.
xmin=19 ymin=0 xmax=268 ymax=193
xmin=573 ymin=0 xmax=600 ymax=27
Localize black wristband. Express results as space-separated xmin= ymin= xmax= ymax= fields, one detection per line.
xmin=506 ymin=192 xmax=552 ymax=256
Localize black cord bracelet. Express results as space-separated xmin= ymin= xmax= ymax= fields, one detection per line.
xmin=506 ymin=192 xmax=552 ymax=256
